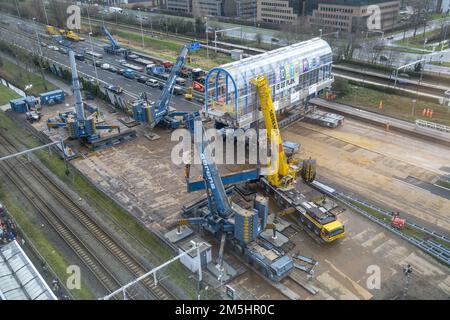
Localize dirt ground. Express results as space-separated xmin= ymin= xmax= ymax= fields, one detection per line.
xmin=31 ymin=100 xmax=450 ymax=300
xmin=283 ymin=119 xmax=450 ymax=235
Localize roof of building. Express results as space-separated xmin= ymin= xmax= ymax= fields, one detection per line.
xmin=0 ymin=240 xmax=57 ymax=300
xmin=212 ymin=38 xmax=331 ymax=86
xmin=180 ymin=236 xmax=211 ymax=259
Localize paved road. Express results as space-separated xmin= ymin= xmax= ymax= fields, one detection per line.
xmin=0 ymin=14 xmax=202 ymax=113
xmin=353 ymin=17 xmax=450 ymax=73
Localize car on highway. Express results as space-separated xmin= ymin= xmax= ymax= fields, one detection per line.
xmin=40 ymin=42 xmax=47 ymax=48
xmin=100 ymin=63 xmax=110 ymax=70
xmin=94 ymin=61 xmax=102 ymax=67
xmin=145 ymin=79 xmax=159 ymax=87
xmin=59 ymin=47 xmax=69 ymax=55
xmin=137 ymin=76 xmax=148 ymax=83
xmin=173 ymin=85 xmax=184 ymax=95
xmin=386 ymin=36 xmax=394 ymax=40
xmin=108 ymin=66 xmax=118 ymax=73
xmin=48 ymin=45 xmax=59 ymax=51
xmin=105 ymin=85 xmax=123 ymax=94
xmin=117 ymin=68 xmax=125 ymax=75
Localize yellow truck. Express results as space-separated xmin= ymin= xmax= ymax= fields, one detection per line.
xmin=65 ymin=30 xmax=85 ymax=42
xmin=46 ymin=25 xmax=59 ymax=35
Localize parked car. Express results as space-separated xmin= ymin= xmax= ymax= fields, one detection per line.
xmin=137 ymin=76 xmax=148 ymax=83
xmin=94 ymin=61 xmax=102 ymax=67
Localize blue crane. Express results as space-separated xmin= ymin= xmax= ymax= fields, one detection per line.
xmin=101 ymin=25 xmax=130 ymax=56
xmin=178 ymin=123 xmax=294 ymax=282
xmin=132 ymin=42 xmax=201 ymax=130
xmin=47 ymin=50 xmax=120 ymax=143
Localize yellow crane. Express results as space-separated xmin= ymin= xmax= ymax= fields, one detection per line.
xmin=252 ymin=75 xmax=316 ymax=188
xmin=252 ymin=75 xmax=345 ymax=242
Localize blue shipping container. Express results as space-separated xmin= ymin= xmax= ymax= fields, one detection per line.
xmin=39 ymin=90 xmax=65 ymax=106
xmin=9 ymin=98 xmax=28 ymax=113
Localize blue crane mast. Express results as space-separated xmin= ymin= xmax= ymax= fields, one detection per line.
xmin=178 ymin=123 xmax=294 ymax=282
xmin=132 ymin=42 xmax=201 ymax=130
xmin=101 ymin=25 xmax=130 ymax=56
xmin=47 ymin=50 xmax=121 ymax=145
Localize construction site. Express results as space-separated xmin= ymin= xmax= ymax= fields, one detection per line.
xmin=0 ymin=8 xmax=449 ymax=303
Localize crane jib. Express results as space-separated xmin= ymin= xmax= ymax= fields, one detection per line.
xmin=200 ymin=153 xmax=216 ymax=190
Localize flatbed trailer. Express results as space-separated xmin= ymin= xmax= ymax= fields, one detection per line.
xmin=260 ymin=177 xmax=345 ymax=243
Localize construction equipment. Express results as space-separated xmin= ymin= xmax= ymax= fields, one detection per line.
xmin=46 ymin=25 xmax=59 ymax=35
xmin=102 ymin=26 xmax=131 ymax=56
xmin=55 ymin=28 xmax=85 ymax=42
xmin=132 ymin=42 xmax=201 ymax=130
xmin=391 ymin=212 xmax=406 ymax=230
xmin=184 ymin=87 xmax=193 ymax=100
xmin=46 ymin=50 xmax=135 ymax=150
xmin=253 ymin=75 xmax=345 ymax=243
xmin=179 ymin=123 xmax=294 ymax=282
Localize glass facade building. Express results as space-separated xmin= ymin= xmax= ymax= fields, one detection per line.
xmin=203 ymin=38 xmax=333 ymax=129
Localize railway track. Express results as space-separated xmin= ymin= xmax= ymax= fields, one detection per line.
xmin=0 ymin=132 xmax=176 ymax=300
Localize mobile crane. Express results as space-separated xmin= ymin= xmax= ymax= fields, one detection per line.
xmin=179 ymin=123 xmax=294 ymax=282
xmin=47 ymin=50 xmax=135 ymax=150
xmin=253 ymin=75 xmax=345 ymax=242
xmin=132 ymin=42 xmax=201 ymax=130
xmin=101 ymin=25 xmax=130 ymax=56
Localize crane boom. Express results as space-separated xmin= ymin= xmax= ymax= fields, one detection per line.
xmin=252 ymin=75 xmax=298 ymax=188
xmin=152 ymin=42 xmax=200 ymax=125
xmin=196 ymin=125 xmax=232 ymax=218
xmin=101 ymin=25 xmax=120 ymax=50
xmin=69 ymin=50 xmax=86 ymax=121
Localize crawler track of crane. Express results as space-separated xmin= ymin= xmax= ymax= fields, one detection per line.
xmin=0 ymin=132 xmax=175 ymax=300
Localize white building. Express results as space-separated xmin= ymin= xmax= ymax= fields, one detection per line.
xmin=179 ymin=237 xmax=212 ymax=273
xmin=438 ymin=0 xmax=450 ymax=13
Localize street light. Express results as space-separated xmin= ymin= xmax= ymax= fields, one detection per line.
xmin=41 ymin=0 xmax=49 ymax=25
xmin=204 ymin=17 xmax=209 ymax=59
xmin=137 ymin=8 xmax=144 ymax=48
xmin=88 ymin=32 xmax=99 ymax=85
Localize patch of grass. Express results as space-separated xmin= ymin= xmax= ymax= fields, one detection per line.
xmin=0 ymin=189 xmax=95 ymax=300
xmin=436 ymin=179 xmax=450 ymax=190
xmin=334 ymin=85 xmax=450 ymax=126
xmin=395 ymin=29 xmax=448 ymax=51
xmin=0 ymin=58 xmax=56 ymax=96
xmin=0 ymin=84 xmax=20 ymax=105
xmin=430 ymin=61 xmax=450 ymax=68
xmin=0 ymin=111 xmax=199 ymax=299
xmin=383 ymin=45 xmax=427 ymax=54
xmin=347 ymin=200 xmax=387 ymax=221
xmin=96 ymin=28 xmax=232 ymax=70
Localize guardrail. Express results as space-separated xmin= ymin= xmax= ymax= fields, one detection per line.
xmin=311 ymin=180 xmax=450 ymax=266
xmin=415 ymin=119 xmax=450 ymax=133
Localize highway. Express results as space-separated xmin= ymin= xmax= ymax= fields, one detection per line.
xmin=0 ymin=14 xmax=202 ymax=113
